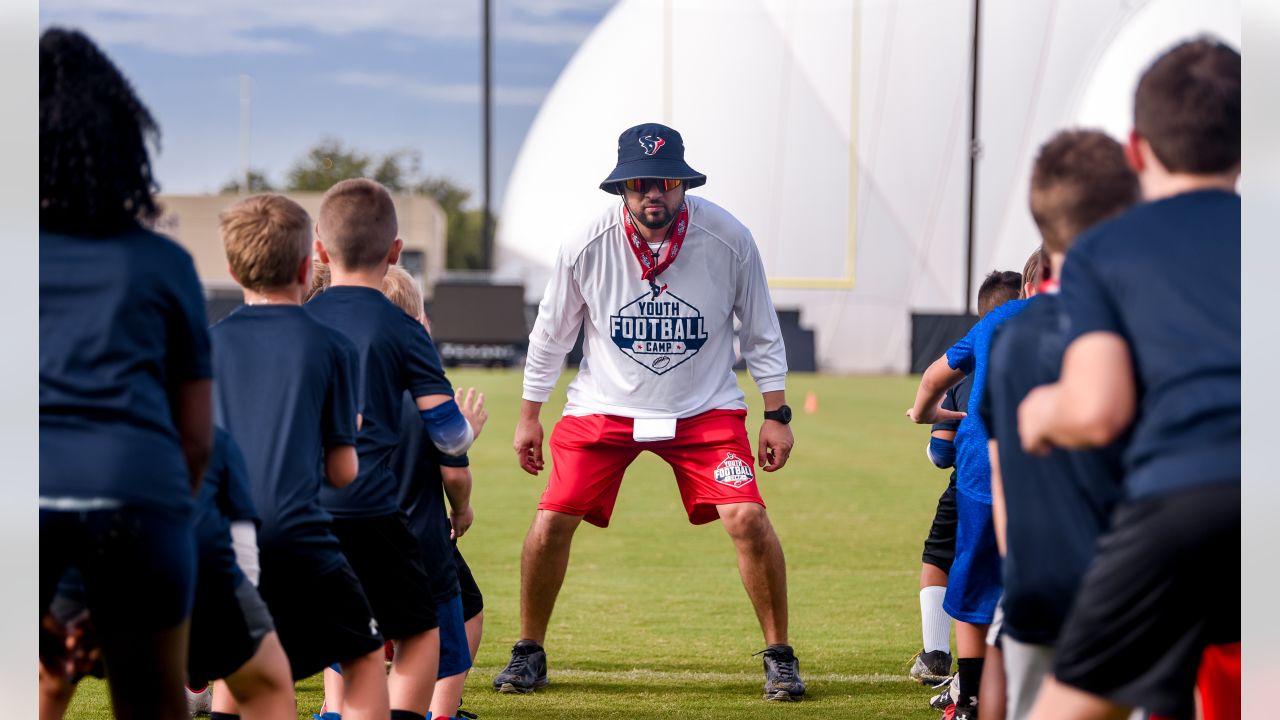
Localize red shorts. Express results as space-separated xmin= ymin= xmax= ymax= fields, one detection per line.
xmin=539 ymin=409 xmax=765 ymax=527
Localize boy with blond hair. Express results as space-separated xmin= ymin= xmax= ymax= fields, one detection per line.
xmin=383 ymin=266 xmax=481 ymax=720
xmin=307 ymin=179 xmax=487 ymax=720
xmin=211 ymin=193 xmax=390 ymax=720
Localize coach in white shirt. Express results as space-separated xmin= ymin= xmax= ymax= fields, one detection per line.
xmin=492 ymin=123 xmax=806 ymax=702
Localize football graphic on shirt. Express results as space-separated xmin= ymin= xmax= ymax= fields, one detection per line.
xmin=609 ymin=291 xmax=709 ymax=375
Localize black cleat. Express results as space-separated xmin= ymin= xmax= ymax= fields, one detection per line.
xmin=910 ymin=649 xmax=954 ymax=685
xmin=492 ymin=640 xmax=549 ymax=694
xmin=760 ymin=644 xmax=806 ymax=701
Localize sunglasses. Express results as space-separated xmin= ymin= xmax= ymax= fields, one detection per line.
xmin=622 ymin=178 xmax=684 ymax=193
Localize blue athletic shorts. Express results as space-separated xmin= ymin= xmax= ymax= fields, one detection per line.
xmin=437 ymin=592 xmax=472 ymax=678
xmin=943 ymin=491 xmax=1002 ymax=624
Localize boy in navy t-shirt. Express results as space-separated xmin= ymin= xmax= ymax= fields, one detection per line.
xmin=211 ymin=194 xmax=390 ymax=718
xmin=982 ymin=129 xmax=1139 ymax=720
xmin=39 ymin=28 xmax=213 ymax=718
xmin=907 ymin=270 xmax=1028 ymax=718
xmin=307 ymin=179 xmax=488 ymax=720
xmin=1018 ymin=40 xmax=1240 ymax=720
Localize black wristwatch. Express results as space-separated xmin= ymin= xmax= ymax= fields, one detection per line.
xmin=763 ymin=404 xmax=792 ymax=425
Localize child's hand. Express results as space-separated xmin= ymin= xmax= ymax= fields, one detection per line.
xmin=906 ymin=401 xmax=965 ymax=425
xmin=451 ymin=505 xmax=475 ymax=539
xmin=457 ymin=387 xmax=488 ymax=440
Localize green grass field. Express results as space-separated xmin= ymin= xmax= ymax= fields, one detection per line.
xmin=67 ymin=370 xmax=950 ymax=719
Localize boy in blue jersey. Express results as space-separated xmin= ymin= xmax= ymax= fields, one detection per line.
xmin=212 ymin=194 xmax=390 ymax=720
xmin=907 ymin=270 xmax=1030 ymax=720
xmin=1018 ymin=39 xmax=1240 ymax=720
xmin=915 ymin=269 xmax=1028 ymax=694
xmin=307 ymin=178 xmax=488 ymax=720
xmin=982 ymin=129 xmax=1139 ymax=719
xmin=39 ymin=28 xmax=213 ymax=719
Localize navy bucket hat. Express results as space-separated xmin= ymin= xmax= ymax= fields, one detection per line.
xmin=599 ymin=122 xmax=707 ymax=195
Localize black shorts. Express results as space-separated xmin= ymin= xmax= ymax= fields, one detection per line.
xmin=188 ymin=571 xmax=275 ymax=686
xmin=258 ymin=546 xmax=384 ymax=681
xmin=921 ymin=473 xmax=958 ymax=573
xmin=454 ymin=546 xmax=483 ymax=622
xmin=332 ymin=514 xmax=438 ymax=639
xmin=1053 ymin=482 xmax=1240 ymax=717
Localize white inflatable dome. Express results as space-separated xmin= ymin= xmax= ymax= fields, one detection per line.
xmin=497 ymin=0 xmax=1239 ymax=373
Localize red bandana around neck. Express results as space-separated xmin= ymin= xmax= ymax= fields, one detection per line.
xmin=621 ymin=201 xmax=688 ymax=297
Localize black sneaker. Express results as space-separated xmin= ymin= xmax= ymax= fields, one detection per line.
xmin=492 ymin=640 xmax=549 ymax=694
xmin=909 ymin=649 xmax=954 ymax=684
xmin=759 ymin=644 xmax=806 ymax=701
xmin=953 ymin=704 xmax=978 ymax=720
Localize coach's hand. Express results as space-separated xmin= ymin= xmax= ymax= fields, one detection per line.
xmin=759 ymin=420 xmax=793 ymax=472
xmin=514 ymin=400 xmax=546 ymax=475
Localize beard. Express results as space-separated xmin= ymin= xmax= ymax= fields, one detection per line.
xmin=635 ymin=203 xmax=674 ymax=229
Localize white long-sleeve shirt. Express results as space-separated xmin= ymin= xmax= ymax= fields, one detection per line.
xmin=523 ymin=195 xmax=787 ymax=418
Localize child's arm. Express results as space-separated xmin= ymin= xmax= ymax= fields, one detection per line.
xmin=906 ymin=356 xmax=967 ymax=425
xmin=1018 ymin=333 xmax=1135 ymax=454
xmin=219 ymin=433 xmax=262 ymax=585
xmin=229 ymin=521 xmax=260 ymax=586
xmin=989 ymin=439 xmax=1007 ymax=557
xmin=325 ymin=445 xmax=359 ymax=488
xmin=172 ymin=379 xmax=213 ymax=493
xmin=926 ymin=431 xmax=957 ymax=468
xmin=417 ymin=387 xmax=488 ymax=456
xmin=441 ymin=465 xmax=474 ymax=539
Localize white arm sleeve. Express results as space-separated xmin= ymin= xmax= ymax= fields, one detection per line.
xmin=229 ymin=520 xmax=260 ymax=586
xmin=523 ymin=245 xmax=589 ymax=402
xmin=734 ymin=235 xmax=788 ymax=393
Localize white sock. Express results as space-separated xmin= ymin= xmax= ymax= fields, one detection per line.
xmin=920 ymin=586 xmax=951 ymax=653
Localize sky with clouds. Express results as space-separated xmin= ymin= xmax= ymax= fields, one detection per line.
xmin=39 ymin=0 xmax=619 ymax=207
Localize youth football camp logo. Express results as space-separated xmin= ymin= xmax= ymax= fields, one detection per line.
xmin=609 ymin=291 xmax=708 ymax=375
xmin=638 ymin=135 xmax=665 ymax=155
xmin=714 ymin=452 xmax=755 ymax=488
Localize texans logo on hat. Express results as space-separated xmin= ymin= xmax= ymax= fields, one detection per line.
xmin=639 ymin=135 xmax=666 ymax=156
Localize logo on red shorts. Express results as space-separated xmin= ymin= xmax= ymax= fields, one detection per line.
xmin=714 ymin=452 xmax=755 ymax=488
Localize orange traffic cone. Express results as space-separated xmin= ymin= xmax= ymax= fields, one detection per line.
xmin=803 ymin=390 xmax=818 ymax=414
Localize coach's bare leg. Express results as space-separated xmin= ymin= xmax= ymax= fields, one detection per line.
xmin=520 ymin=509 xmax=583 ymax=643
xmin=339 ymin=648 xmax=391 ymax=720
xmin=390 ymin=629 xmax=439 ymax=713
xmin=220 ymin=631 xmax=295 ymax=719
xmin=1028 ymin=676 xmax=1131 ymax=720
xmin=718 ymin=502 xmax=788 ymax=645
